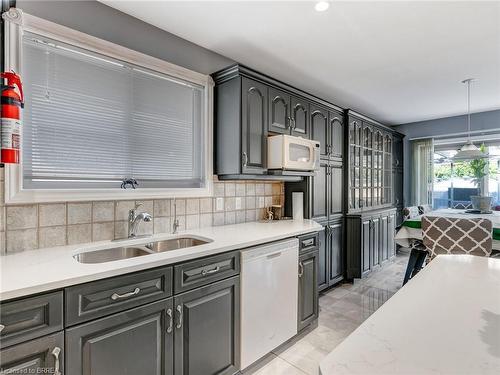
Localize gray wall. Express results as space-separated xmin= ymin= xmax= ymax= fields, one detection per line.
xmin=17 ymin=0 xmax=234 ymax=74
xmin=394 ymin=109 xmax=500 ymax=205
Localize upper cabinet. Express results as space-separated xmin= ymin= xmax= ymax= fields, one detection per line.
xmin=212 ymin=64 xmax=342 ymax=180
xmin=346 ymin=110 xmax=394 ymax=213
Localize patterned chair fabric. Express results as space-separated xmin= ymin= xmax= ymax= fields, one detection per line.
xmin=418 ymin=204 xmax=432 ymax=215
xmin=402 ymin=206 xmax=420 ymax=221
xmin=422 ymin=216 xmax=492 ymax=259
xmin=452 ymin=202 xmax=473 ymax=209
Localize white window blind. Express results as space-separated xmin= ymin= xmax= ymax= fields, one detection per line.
xmin=22 ymin=32 xmax=205 ymax=190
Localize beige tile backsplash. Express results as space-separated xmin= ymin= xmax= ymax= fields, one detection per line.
xmin=0 ymin=170 xmax=285 ymax=254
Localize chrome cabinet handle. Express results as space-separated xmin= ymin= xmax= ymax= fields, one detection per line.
xmin=287 ymin=116 xmax=292 ymax=129
xmin=166 ymin=308 xmax=173 ymax=334
xmin=302 ymin=238 xmax=315 ymax=247
xmin=111 ymin=287 xmax=140 ymax=301
xmin=176 ymin=305 xmax=183 ymax=329
xmin=52 ymin=347 xmax=61 ymax=375
xmin=0 ymin=324 xmax=5 ymax=333
xmin=298 ymin=262 xmax=304 ymax=278
xmin=201 ymin=266 xmax=220 ymax=276
xmin=242 ymin=152 xmax=248 ymax=167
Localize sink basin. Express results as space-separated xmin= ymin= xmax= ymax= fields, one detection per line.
xmin=73 ymin=236 xmax=212 ymax=263
xmin=145 ymin=237 xmax=210 ymax=253
xmin=74 ymin=246 xmax=151 ymax=264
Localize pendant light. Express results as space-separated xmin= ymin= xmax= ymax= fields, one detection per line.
xmin=453 ymin=78 xmax=487 ymax=161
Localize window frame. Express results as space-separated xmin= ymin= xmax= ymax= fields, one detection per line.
xmin=3 ymin=9 xmax=214 ymax=203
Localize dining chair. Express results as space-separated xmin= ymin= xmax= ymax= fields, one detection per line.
xmin=422 ymin=216 xmax=492 ymax=259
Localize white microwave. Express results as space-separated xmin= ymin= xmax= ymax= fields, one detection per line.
xmin=267 ymin=135 xmax=320 ymax=171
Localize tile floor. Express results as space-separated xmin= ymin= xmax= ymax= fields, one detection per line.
xmin=247 ymin=248 xmax=410 ymax=375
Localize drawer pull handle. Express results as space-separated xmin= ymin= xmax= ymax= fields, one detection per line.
xmin=176 ymin=305 xmax=183 ymax=329
xmin=52 ymin=346 xmax=61 ymax=375
xmin=111 ymin=287 xmax=140 ymax=301
xmin=302 ymin=238 xmax=315 ymax=247
xmin=0 ymin=324 xmax=5 ymax=333
xmin=298 ymin=262 xmax=304 ymax=278
xmin=166 ymin=308 xmax=173 ymax=334
xmin=201 ymin=266 xmax=220 ymax=276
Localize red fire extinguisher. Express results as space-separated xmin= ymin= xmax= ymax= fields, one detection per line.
xmin=1 ymin=72 xmax=24 ymax=164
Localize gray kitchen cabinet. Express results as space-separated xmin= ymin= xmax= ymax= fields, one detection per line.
xmin=241 ymin=77 xmax=268 ymax=175
xmin=311 ymin=162 xmax=329 ymax=222
xmin=317 ymin=223 xmax=329 ymax=291
xmin=298 ymin=248 xmax=319 ymax=332
xmin=0 ymin=332 xmax=64 ymax=375
xmin=66 ymin=298 xmax=174 ymax=375
xmin=329 ymin=163 xmax=343 ymax=216
xmin=0 ymin=291 xmax=63 ymax=348
xmin=327 ymin=222 xmax=344 ymax=285
xmin=346 ymin=208 xmax=397 ymax=279
xmin=329 ymin=110 xmax=344 ymax=160
xmin=213 ymin=64 xmax=342 ymax=180
xmin=311 ymin=105 xmax=329 ymax=159
xmin=268 ymin=86 xmax=291 ymax=134
xmin=173 ymin=277 xmax=240 ymax=375
xmin=290 ymin=95 xmax=309 ymax=138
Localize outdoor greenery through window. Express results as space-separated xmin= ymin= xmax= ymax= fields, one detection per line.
xmin=433 ymin=144 xmax=500 ymax=209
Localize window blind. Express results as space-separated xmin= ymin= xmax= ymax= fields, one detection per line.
xmin=22 ymin=33 xmax=205 ymax=189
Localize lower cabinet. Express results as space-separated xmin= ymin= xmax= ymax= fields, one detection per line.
xmin=318 ymin=220 xmax=344 ymax=292
xmin=0 ymin=332 xmax=64 ymax=375
xmin=347 ymin=208 xmax=397 ymax=279
xmin=66 ymin=298 xmax=174 ymax=375
xmin=173 ymin=277 xmax=240 ymax=375
xmin=298 ymin=249 xmax=319 ymax=332
xmin=65 ymin=277 xmax=240 ymax=375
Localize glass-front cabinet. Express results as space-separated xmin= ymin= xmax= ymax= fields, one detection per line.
xmin=348 ymin=113 xmax=393 ymax=213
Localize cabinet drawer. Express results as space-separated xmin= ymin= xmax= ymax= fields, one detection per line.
xmin=298 ymin=232 xmax=319 ymax=254
xmin=174 ymin=251 xmax=240 ymax=294
xmin=65 ymin=266 xmax=172 ymax=326
xmin=0 ymin=291 xmax=63 ymax=348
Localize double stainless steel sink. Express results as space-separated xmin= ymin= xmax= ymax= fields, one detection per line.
xmin=74 ymin=236 xmax=212 ymax=264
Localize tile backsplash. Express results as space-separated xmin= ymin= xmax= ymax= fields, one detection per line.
xmin=0 ymin=170 xmax=284 ymax=254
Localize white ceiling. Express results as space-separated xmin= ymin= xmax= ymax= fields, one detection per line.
xmin=100 ymin=0 xmax=500 ymax=125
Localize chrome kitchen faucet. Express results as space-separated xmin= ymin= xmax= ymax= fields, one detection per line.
xmin=128 ymin=203 xmax=152 ymax=238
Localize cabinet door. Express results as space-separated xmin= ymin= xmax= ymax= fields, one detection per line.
xmin=328 ymin=222 xmax=343 ymax=285
xmin=298 ymin=250 xmax=319 ymax=332
xmin=310 ymin=105 xmax=329 ymax=159
xmin=329 ymin=111 xmax=343 ymax=160
xmin=329 ymin=163 xmax=343 ymax=216
xmin=388 ymin=213 xmax=396 ymax=258
xmin=310 ymin=162 xmax=329 ymax=222
xmin=380 ymin=215 xmax=389 ymax=263
xmin=317 ymin=224 xmax=329 ymax=291
xmin=361 ymin=219 xmax=371 ymax=276
xmin=290 ymin=96 xmax=309 ymax=138
xmin=174 ymin=277 xmax=240 ymax=375
xmin=0 ymin=332 xmax=64 ymax=375
xmin=66 ymin=299 xmax=174 ymax=375
xmin=392 ymin=133 xmax=403 ymax=169
xmin=268 ymin=87 xmax=290 ymax=134
xmin=393 ymin=169 xmax=404 ymax=208
xmin=348 ymin=118 xmax=363 ymax=212
xmin=362 ymin=123 xmax=374 ymax=209
xmin=371 ymin=217 xmax=380 ymax=268
xmin=241 ymin=77 xmax=268 ymax=175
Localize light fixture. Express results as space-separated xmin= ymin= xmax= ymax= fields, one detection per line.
xmin=453 ymin=78 xmax=487 ymax=161
xmin=315 ymin=1 xmax=330 ymax=12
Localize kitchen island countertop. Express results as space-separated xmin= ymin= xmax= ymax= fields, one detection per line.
xmin=320 ymin=254 xmax=500 ymax=375
xmin=0 ymin=219 xmax=321 ymax=301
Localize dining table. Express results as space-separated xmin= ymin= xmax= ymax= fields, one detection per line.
xmin=395 ymin=208 xmax=500 ymax=251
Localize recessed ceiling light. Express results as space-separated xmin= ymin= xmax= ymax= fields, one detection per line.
xmin=315 ymin=1 xmax=330 ymax=12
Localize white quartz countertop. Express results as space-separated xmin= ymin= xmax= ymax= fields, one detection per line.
xmin=0 ymin=219 xmax=321 ymax=301
xmin=320 ymin=255 xmax=500 ymax=375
